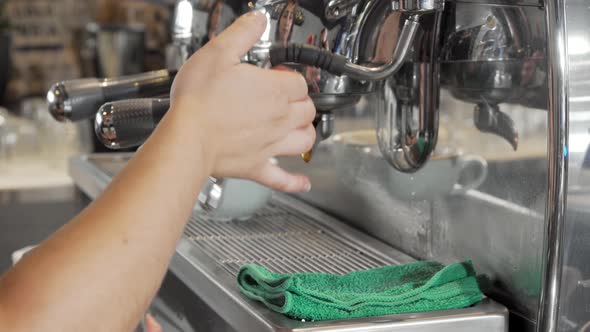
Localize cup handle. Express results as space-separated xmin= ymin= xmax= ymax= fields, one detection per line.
xmin=453 ymin=155 xmax=488 ymax=193
xmin=198 ymin=177 xmax=225 ymax=211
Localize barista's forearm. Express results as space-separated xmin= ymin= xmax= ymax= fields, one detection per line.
xmin=0 ymin=106 xmax=209 ymax=332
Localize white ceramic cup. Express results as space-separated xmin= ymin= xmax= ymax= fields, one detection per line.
xmin=192 ymin=159 xmax=278 ymax=221
xmin=332 ymin=130 xmax=488 ymax=200
xmin=193 ymin=177 xmax=272 ymax=221
xmin=386 ymin=149 xmax=488 ymax=200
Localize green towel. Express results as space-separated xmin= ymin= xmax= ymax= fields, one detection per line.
xmin=237 ymin=260 xmax=484 ymax=321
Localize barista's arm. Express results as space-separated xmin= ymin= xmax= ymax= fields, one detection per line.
xmin=0 ymin=12 xmax=315 ymax=332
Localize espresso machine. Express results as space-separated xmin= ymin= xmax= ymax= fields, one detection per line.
xmin=47 ymin=0 xmax=590 ymax=330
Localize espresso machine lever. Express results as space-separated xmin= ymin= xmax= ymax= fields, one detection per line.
xmin=46 ymin=69 xmax=176 ymax=122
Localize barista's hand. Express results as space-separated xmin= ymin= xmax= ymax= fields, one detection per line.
xmin=170 ymin=11 xmax=316 ymax=192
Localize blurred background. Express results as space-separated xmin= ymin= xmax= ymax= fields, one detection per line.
xmin=0 ymin=0 xmax=173 ymax=191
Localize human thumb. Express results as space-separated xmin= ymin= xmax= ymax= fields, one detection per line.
xmin=205 ymin=11 xmax=267 ymax=65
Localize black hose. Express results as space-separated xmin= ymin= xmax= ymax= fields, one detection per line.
xmin=269 ymin=44 xmax=348 ymax=75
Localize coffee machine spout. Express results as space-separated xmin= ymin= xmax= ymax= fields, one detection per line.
xmin=474 ymin=103 xmax=519 ymax=151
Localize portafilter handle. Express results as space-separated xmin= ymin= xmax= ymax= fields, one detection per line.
xmin=95 ymin=98 xmax=170 ymax=149
xmin=47 ymin=69 xmax=176 ymax=122
xmin=268 ymin=16 xmax=419 ymax=81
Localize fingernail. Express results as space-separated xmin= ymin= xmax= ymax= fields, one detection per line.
xmin=304 ymin=182 xmax=312 ymax=192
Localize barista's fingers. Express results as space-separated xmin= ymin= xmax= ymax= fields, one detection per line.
xmin=283 ymin=98 xmax=316 ymax=129
xmin=270 ymin=125 xmax=316 ymax=156
xmin=266 ymin=70 xmax=309 ymax=103
xmin=206 ymin=11 xmax=267 ymax=65
xmin=145 ymin=314 xmax=162 ymax=332
xmin=252 ymin=160 xmax=311 ymax=193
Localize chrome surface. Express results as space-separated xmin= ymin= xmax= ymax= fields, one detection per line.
xmin=173 ymin=0 xmax=194 ymax=41
xmin=305 ymin=111 xmax=335 ymax=161
xmin=554 ymin=0 xmax=590 ymax=330
xmin=168 ymin=0 xmax=196 ymax=68
xmin=198 ymin=177 xmax=225 ymax=211
xmin=52 ymin=0 xmax=590 ymax=330
xmin=175 ymin=0 xmax=445 ymax=193
xmin=278 ymin=102 xmax=549 ymax=325
xmin=185 ymin=201 xmax=393 ymax=275
xmin=315 ymin=112 xmax=335 ymax=142
xmin=536 ymin=0 xmax=569 ymax=329
xmin=474 ymin=103 xmax=518 ymax=151
xmin=367 ymin=8 xmax=441 ymax=172
xmin=47 ymin=79 xmax=101 ymax=122
xmin=94 ymin=98 xmax=169 ymax=149
xmin=395 ymin=0 xmax=443 ymax=11
xmin=339 ymin=15 xmax=420 ymax=81
xmin=52 ymin=0 xmax=445 ymax=172
xmin=247 ymin=0 xmax=442 ymax=111
xmin=47 ymin=81 xmax=73 ymax=122
xmin=46 ymin=70 xmax=175 ymax=122
xmin=68 ymin=153 xmax=509 ymax=332
xmin=169 ymin=0 xmax=245 ymax=63
xmin=250 ymin=0 xmax=444 ymax=173
xmin=440 ymin=3 xmax=547 ymax=149
xmin=375 ymin=43 xmax=440 ymax=171
xmin=325 ymin=0 xmax=357 ymax=21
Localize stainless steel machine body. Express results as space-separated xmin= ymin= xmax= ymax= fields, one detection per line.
xmin=277 ymin=0 xmax=589 ymax=331
xmin=68 ymin=154 xmax=509 ymax=332
xmin=53 ymin=0 xmax=590 ymax=330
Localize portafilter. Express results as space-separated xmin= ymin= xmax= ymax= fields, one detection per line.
xmin=243 ymin=0 xmax=444 ymax=171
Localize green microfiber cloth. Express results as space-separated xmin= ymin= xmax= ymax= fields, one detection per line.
xmin=237 ymin=260 xmax=484 ymax=321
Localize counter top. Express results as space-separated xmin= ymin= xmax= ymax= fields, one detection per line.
xmin=0 ymin=185 xmax=90 ymax=273
xmin=0 ymin=161 xmax=73 ymax=190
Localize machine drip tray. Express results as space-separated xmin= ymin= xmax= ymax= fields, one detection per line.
xmin=69 ymin=154 xmax=509 ymax=332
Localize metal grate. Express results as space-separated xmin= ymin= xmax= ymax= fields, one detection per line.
xmin=90 ymin=157 xmax=394 ymax=276
xmin=183 ymin=201 xmax=391 ymax=276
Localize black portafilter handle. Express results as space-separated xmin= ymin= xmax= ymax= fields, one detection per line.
xmin=95 ymin=98 xmax=170 ymax=149
xmin=47 ymin=69 xmax=177 ymax=122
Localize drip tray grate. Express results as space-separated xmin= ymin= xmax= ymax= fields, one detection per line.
xmin=183 ymin=201 xmax=392 ymax=276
